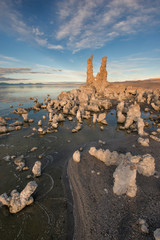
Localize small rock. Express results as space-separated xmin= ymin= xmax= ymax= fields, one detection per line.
xmin=3 ymin=155 xmax=10 ymax=161
xmin=154 ymin=228 xmax=160 ymax=240
xmin=141 ymin=224 xmax=149 ymax=234
xmin=29 ymin=119 xmax=34 ymax=123
xmin=30 ymin=147 xmax=38 ymax=152
xmin=73 ymin=150 xmax=80 ymax=163
xmin=23 ymin=166 xmax=29 ymax=171
xmin=99 ymin=140 xmax=106 ymax=145
xmin=38 ymin=120 xmax=42 ymax=126
xmin=104 ymin=188 xmax=108 ymax=194
xmin=32 ymin=161 xmax=42 ymax=177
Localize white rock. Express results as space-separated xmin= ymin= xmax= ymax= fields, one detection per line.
xmin=137 ymin=154 xmax=155 ymax=176
xmin=97 ymin=113 xmax=106 ymax=123
xmin=73 ymin=150 xmax=80 ymax=163
xmin=113 ymin=163 xmax=137 ymax=197
xmin=154 ymin=228 xmax=160 ymax=240
xmin=93 ymin=113 xmax=97 ymax=124
xmin=32 ymin=161 xmax=41 ymax=177
xmin=38 ymin=120 xmax=42 ymax=126
xmin=22 ymin=113 xmax=28 ymax=122
xmin=0 ymin=126 xmax=7 ymax=134
xmin=141 ymin=224 xmax=149 ymax=234
xmin=138 ymin=137 xmax=149 ymax=147
xmin=150 ymin=135 xmax=160 ymax=142
xmin=0 ymin=181 xmax=38 ymax=213
xmin=30 ymin=147 xmax=38 ymax=152
xmin=14 ymin=155 xmax=25 ymax=171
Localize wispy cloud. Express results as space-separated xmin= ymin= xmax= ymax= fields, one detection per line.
xmin=0 ymin=0 xmax=63 ymax=51
xmin=0 ymin=55 xmax=20 ymax=62
xmin=0 ymin=66 xmax=85 ymax=83
xmin=56 ymin=0 xmax=160 ymax=51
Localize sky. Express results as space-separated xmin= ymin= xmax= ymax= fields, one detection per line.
xmin=0 ymin=0 xmax=160 ymax=84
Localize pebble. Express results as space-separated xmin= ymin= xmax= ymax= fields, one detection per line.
xmin=3 ymin=155 xmax=10 ymax=161
xmin=29 ymin=119 xmax=34 ymax=123
xmin=100 ymin=126 xmax=104 ymax=131
xmin=30 ymin=147 xmax=38 ymax=152
xmin=99 ymin=140 xmax=106 ymax=145
xmin=104 ymin=188 xmax=108 ymax=194
xmin=23 ymin=166 xmax=29 ymax=171
xmin=154 ymin=228 xmax=160 ymax=240
xmin=26 ymin=174 xmax=32 ymax=179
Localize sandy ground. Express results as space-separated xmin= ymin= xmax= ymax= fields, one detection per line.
xmin=67 ymin=80 xmax=160 ymax=240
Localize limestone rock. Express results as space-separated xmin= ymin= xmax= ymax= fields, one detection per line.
xmin=14 ymin=155 xmax=25 ymax=171
xmin=86 ymin=55 xmax=94 ymax=85
xmin=32 ymin=161 xmax=41 ymax=177
xmin=0 ymin=181 xmax=37 ymax=213
xmin=154 ymin=228 xmax=160 ymax=240
xmin=0 ymin=126 xmax=7 ymax=134
xmin=137 ymin=154 xmax=155 ymax=176
xmin=22 ymin=113 xmax=28 ymax=122
xmin=93 ymin=113 xmax=97 ymax=124
xmin=96 ymin=56 xmax=107 ymax=85
xmin=73 ymin=150 xmax=81 ymax=163
xmin=138 ymin=137 xmax=149 ymax=147
xmin=113 ymin=163 xmax=137 ymax=197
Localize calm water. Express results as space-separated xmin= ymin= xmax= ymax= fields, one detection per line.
xmin=0 ymin=85 xmax=155 ymax=239
xmin=0 ymin=85 xmax=77 ymax=116
xmin=0 ymin=85 xmax=121 ymax=240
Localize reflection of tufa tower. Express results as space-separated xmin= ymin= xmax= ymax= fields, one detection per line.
xmin=86 ymin=55 xmax=108 ymax=86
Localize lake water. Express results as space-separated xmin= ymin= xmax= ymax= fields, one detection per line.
xmin=0 ymin=85 xmax=155 ymax=239
xmin=0 ymin=85 xmax=121 ymax=240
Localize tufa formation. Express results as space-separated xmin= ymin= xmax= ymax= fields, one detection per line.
xmin=86 ymin=55 xmax=109 ymax=88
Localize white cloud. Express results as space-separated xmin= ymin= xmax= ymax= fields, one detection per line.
xmin=32 ymin=27 xmax=44 ymax=36
xmin=0 ymin=0 xmax=63 ymax=51
xmin=0 ymin=55 xmax=19 ymax=62
xmin=47 ymin=44 xmax=63 ymax=50
xmin=56 ymin=0 xmax=160 ymax=51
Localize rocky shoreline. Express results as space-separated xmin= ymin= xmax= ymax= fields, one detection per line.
xmin=0 ymin=55 xmax=160 ymax=239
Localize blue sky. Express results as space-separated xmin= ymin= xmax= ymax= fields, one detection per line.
xmin=0 ymin=0 xmax=160 ymax=84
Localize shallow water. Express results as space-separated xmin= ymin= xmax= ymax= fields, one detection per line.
xmin=0 ymin=85 xmax=157 ymax=239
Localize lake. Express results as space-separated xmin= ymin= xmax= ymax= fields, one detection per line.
xmin=0 ymin=84 xmax=121 ymax=239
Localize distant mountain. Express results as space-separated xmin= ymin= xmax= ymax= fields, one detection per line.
xmin=0 ymin=82 xmax=84 ymax=86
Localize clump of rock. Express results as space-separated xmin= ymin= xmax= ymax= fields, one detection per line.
xmin=0 ymin=181 xmax=37 ymax=213
xmin=89 ymin=147 xmax=155 ymax=197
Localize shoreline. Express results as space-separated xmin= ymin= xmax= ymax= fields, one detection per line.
xmin=0 ymin=79 xmax=160 ymax=239
xmin=67 ymin=134 xmax=160 ymax=240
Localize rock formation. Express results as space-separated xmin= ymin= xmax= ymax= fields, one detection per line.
xmin=86 ymin=55 xmax=94 ymax=85
xmin=0 ymin=181 xmax=37 ymax=213
xmin=96 ymin=56 xmax=107 ymax=85
xmin=86 ymin=55 xmax=109 ymax=88
xmin=89 ymin=147 xmax=155 ymax=197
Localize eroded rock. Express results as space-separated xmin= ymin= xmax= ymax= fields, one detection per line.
xmin=0 ymin=181 xmax=38 ymax=213
xmin=32 ymin=161 xmax=41 ymax=177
